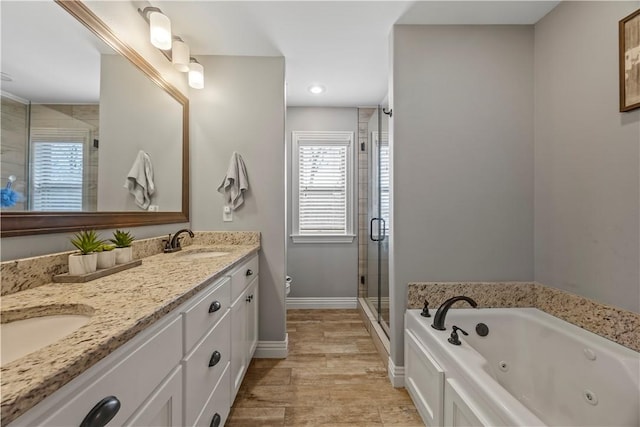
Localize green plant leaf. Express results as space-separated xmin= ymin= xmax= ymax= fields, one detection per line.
xmin=70 ymin=230 xmax=103 ymax=255
xmin=109 ymin=229 xmax=135 ymax=248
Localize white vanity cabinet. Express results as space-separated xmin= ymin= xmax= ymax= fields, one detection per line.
xmin=182 ymin=277 xmax=231 ymax=426
xmin=124 ymin=366 xmax=183 ymax=427
xmin=230 ymin=255 xmax=259 ymax=401
xmin=9 ymin=252 xmax=260 ymax=427
xmin=9 ymin=313 xmax=184 ymax=427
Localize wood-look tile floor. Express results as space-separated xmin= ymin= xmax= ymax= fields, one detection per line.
xmin=227 ymin=309 xmax=423 ymax=426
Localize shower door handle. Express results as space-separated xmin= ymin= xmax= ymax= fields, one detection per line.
xmin=370 ymin=218 xmax=383 ymax=241
xmin=380 ymin=218 xmax=386 ymax=241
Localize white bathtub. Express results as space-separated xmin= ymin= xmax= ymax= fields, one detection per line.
xmin=404 ymin=308 xmax=640 ymax=427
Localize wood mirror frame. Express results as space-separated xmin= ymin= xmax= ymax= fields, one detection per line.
xmin=0 ymin=0 xmax=189 ymax=237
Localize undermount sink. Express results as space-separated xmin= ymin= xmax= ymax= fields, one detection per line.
xmin=175 ymin=249 xmax=230 ymax=260
xmin=0 ymin=314 xmax=92 ymax=366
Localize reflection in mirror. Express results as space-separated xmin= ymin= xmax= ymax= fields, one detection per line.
xmin=0 ymin=0 xmax=189 ymax=236
xmin=1 ymin=0 xmax=182 ymax=213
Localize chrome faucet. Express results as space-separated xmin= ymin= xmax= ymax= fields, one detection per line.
xmin=164 ymin=229 xmax=194 ymax=253
xmin=431 ymin=296 xmax=478 ymax=330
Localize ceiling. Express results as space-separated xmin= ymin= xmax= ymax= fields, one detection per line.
xmin=0 ymin=0 xmax=113 ymax=104
xmin=159 ymin=1 xmax=560 ymax=107
xmin=0 ymin=1 xmax=560 ymax=106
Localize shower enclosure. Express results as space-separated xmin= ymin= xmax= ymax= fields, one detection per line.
xmin=358 ymin=102 xmax=390 ymax=336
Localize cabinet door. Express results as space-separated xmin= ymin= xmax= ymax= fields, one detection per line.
xmin=230 ymin=288 xmax=248 ymax=400
xmin=124 ymin=366 xmax=182 ymax=427
xmin=17 ymin=316 xmax=182 ymax=427
xmin=246 ymin=277 xmax=259 ymax=358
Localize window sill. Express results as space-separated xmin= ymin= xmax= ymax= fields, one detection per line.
xmin=291 ymin=234 xmax=356 ymax=244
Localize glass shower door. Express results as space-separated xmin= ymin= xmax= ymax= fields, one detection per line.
xmin=367 ymin=102 xmax=390 ymax=336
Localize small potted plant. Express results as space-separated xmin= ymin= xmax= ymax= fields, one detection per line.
xmin=110 ymin=230 xmax=135 ymax=264
xmin=69 ymin=230 xmax=102 ymax=275
xmin=96 ymin=243 xmax=116 ymax=269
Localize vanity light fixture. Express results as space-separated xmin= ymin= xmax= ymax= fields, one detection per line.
xmin=139 ymin=5 xmax=204 ymax=87
xmin=139 ymin=7 xmax=172 ymax=50
xmin=308 ymin=85 xmax=326 ymax=95
xmin=172 ymin=37 xmax=190 ymax=72
xmin=188 ymin=58 xmax=205 ymax=89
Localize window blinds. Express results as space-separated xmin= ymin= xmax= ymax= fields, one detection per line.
xmin=30 ymin=129 xmax=87 ymax=211
xmin=298 ymin=144 xmax=347 ymax=234
xmin=379 ymin=144 xmax=390 ymax=232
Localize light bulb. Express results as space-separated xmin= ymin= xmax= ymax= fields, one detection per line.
xmin=308 ymin=85 xmax=325 ymax=94
xmin=172 ymin=40 xmax=190 ymax=72
xmin=189 ymin=61 xmax=204 ymax=89
xmin=149 ymin=11 xmax=171 ymax=50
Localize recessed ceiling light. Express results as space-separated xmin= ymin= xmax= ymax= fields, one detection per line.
xmin=308 ymin=85 xmax=325 ymax=95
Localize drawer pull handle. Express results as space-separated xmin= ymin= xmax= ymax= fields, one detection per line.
xmin=246 ymin=269 xmax=253 ymax=276
xmin=209 ymin=350 xmax=221 ymax=367
xmin=80 ymin=396 xmax=120 ymax=427
xmin=208 ymin=301 xmax=222 ymax=313
xmin=210 ymin=413 xmax=221 ymax=427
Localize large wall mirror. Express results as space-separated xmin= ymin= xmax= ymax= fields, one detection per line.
xmin=0 ymin=0 xmax=189 ymax=236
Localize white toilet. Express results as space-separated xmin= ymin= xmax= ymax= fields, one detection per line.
xmin=285 ymin=276 xmax=292 ymax=297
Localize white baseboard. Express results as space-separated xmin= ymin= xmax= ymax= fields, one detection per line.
xmin=388 ymin=357 xmax=405 ymax=388
xmin=286 ymin=297 xmax=357 ymax=309
xmin=253 ymin=334 xmax=288 ymax=358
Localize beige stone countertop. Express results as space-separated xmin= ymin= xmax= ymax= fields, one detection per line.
xmin=0 ymin=243 xmax=260 ymax=424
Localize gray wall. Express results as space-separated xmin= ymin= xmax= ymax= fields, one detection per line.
xmin=190 ymin=55 xmax=286 ymax=342
xmin=534 ymin=1 xmax=640 ymax=312
xmin=98 ymin=55 xmax=182 ymax=212
xmin=286 ymin=107 xmax=359 ymax=298
xmin=390 ymin=25 xmax=535 ymax=364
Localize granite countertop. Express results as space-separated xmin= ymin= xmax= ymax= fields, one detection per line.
xmin=0 ymin=243 xmax=260 ymax=424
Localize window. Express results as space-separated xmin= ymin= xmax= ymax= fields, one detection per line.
xmin=29 ymin=128 xmax=89 ymax=211
xmin=292 ymin=131 xmax=355 ymax=243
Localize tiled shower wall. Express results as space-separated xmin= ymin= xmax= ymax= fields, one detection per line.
xmin=358 ymin=108 xmax=375 ymax=298
xmin=0 ymin=96 xmax=28 ymax=211
xmin=29 ymin=104 xmax=100 ymax=211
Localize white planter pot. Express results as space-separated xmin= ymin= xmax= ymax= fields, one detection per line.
xmin=97 ymin=251 xmax=116 ymax=269
xmin=114 ymin=247 xmax=133 ymax=264
xmin=68 ymin=253 xmax=98 ymax=275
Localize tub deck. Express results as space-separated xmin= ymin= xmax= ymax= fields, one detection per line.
xmin=405 ymin=308 xmax=640 ymax=427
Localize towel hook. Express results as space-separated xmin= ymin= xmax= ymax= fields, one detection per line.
xmin=382 ymin=108 xmax=392 ymax=117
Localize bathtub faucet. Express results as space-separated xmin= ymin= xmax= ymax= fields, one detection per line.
xmin=431 ymin=296 xmax=478 ymax=330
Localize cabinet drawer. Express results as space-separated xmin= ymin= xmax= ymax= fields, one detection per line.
xmin=27 ymin=316 xmax=182 ymax=427
xmin=193 ymin=363 xmax=231 ymax=427
xmin=184 ymin=277 xmax=230 ymax=353
xmin=230 ymin=254 xmax=259 ymax=304
xmin=183 ymin=312 xmax=231 ymax=426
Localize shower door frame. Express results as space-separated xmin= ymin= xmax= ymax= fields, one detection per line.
xmin=366 ymin=105 xmax=390 ymax=337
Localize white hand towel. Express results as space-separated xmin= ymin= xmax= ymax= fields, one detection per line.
xmin=124 ymin=150 xmax=155 ymax=209
xmin=217 ymin=151 xmax=249 ymax=210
